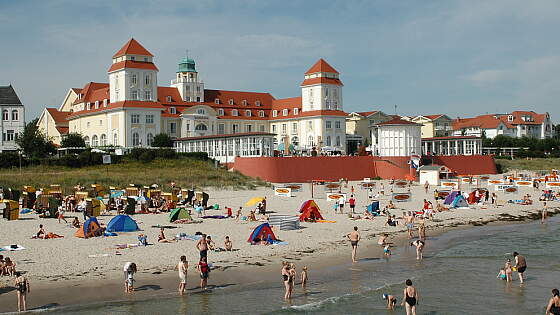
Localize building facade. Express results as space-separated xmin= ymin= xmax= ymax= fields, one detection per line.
xmin=371 ymin=117 xmax=422 ymax=157
xmin=408 ymin=114 xmax=453 ymax=138
xmin=453 ymin=111 xmax=554 ymax=139
xmin=0 ymin=85 xmax=25 ymax=152
xmin=37 ymin=39 xmax=348 ymax=156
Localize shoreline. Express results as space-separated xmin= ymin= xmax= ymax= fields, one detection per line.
xmin=1 ymin=206 xmax=557 ymax=313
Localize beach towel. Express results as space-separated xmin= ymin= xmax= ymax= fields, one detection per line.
xmin=20 ymin=208 xmax=32 ymax=214
xmin=201 ymin=215 xmax=226 ymax=219
xmin=88 ymin=254 xmax=110 ymax=258
xmin=175 ymin=234 xmax=202 ymax=241
xmin=316 ymin=220 xmax=337 ymax=223
xmin=2 ymin=245 xmax=25 ymax=251
xmin=104 ymin=232 xmax=118 ymax=237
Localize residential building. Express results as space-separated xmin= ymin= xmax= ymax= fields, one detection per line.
xmin=453 ymin=111 xmax=554 ymax=139
xmin=410 ymin=114 xmax=453 ymax=138
xmin=345 ymin=111 xmax=392 ymax=153
xmin=0 ymin=85 xmax=25 ymax=152
xmin=370 ymin=117 xmax=421 ymax=157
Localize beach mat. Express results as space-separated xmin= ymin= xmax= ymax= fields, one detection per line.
xmin=2 ymin=245 xmax=25 ymax=251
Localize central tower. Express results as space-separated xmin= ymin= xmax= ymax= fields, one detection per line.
xmin=171 ymin=55 xmax=204 ymax=102
xmin=300 ymin=59 xmax=343 ymax=112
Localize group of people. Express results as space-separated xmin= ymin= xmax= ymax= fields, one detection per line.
xmin=281 ymin=261 xmax=308 ymax=300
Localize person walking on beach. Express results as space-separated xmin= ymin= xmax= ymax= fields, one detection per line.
xmin=513 ymin=252 xmax=527 ymax=284
xmin=338 ymin=195 xmax=345 ymax=214
xmin=14 ymin=272 xmax=29 ymax=312
xmin=197 ymin=257 xmax=210 ymax=290
xmin=424 ymin=181 xmax=429 ymax=194
xmin=545 ymin=288 xmax=560 ymax=315
xmin=401 ymin=279 xmax=418 ymax=315
xmin=197 ymin=234 xmax=208 ymax=260
xmin=542 ymin=202 xmax=548 ymax=224
xmin=405 ymin=213 xmax=415 ymax=239
xmin=411 ymin=240 xmax=425 ymax=260
xmin=281 ymin=262 xmax=291 ymax=299
xmin=56 ymin=205 xmax=67 ymax=224
xmin=347 ymin=226 xmax=360 ymax=263
xmin=301 ymin=266 xmax=308 ymax=288
xmin=175 ymin=255 xmax=188 ymax=295
xmin=348 ymin=195 xmax=356 ymax=214
xmin=418 ymin=217 xmax=426 ymax=240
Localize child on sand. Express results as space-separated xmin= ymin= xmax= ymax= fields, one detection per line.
xmin=224 ymin=236 xmax=233 ymax=251
xmin=56 ymin=206 xmax=67 ymax=224
xmin=301 ymin=266 xmax=308 ymax=288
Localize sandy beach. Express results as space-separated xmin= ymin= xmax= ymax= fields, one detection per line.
xmin=0 ymin=177 xmax=558 ymax=312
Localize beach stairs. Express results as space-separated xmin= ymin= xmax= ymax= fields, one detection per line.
xmin=268 ymin=215 xmax=300 ymax=230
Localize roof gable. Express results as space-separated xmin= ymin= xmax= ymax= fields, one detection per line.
xmin=305 ymin=58 xmax=339 ymax=74
xmin=113 ymin=38 xmax=154 ymax=58
xmin=0 ymin=85 xmax=22 ymax=105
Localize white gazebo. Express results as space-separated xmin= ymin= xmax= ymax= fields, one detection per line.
xmin=371 ymin=117 xmax=421 ymax=157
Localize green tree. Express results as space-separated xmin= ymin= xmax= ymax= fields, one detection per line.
xmin=61 ymin=133 xmax=86 ymax=148
xmin=15 ymin=118 xmax=56 ymax=158
xmin=151 ymin=133 xmax=173 ymax=147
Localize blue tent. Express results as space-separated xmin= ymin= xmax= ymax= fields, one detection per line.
xmin=451 ymin=195 xmax=468 ymax=208
xmin=247 ymin=223 xmax=277 ymax=243
xmin=106 ymin=215 xmax=139 ymax=232
xmin=444 ymin=191 xmax=460 ymax=205
xmin=367 ymin=201 xmax=380 ymax=214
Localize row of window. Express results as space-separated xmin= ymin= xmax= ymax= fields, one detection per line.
xmin=325 ymin=121 xmax=342 ymax=129
xmin=131 ymin=114 xmax=155 ymax=124
xmin=86 ymin=99 xmax=109 ymax=110
xmin=215 ymin=99 xmax=262 ymax=106
xmin=217 ymin=123 xmax=266 ymax=134
xmin=216 ymin=108 xmax=265 ymax=117
xmin=84 ymin=134 xmax=109 ymax=147
xmin=2 ymin=110 xmax=20 ymax=121
xmin=2 ymin=130 xmax=17 ymax=141
xmin=272 ymin=108 xmax=299 ymax=118
xmin=271 ymin=122 xmax=298 ymax=134
xmin=131 ymin=73 xmax=152 ymax=86
xmin=130 ymin=90 xmax=152 ymax=101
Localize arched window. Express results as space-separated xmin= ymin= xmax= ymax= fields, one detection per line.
xmin=232 ymin=109 xmax=238 ymax=116
xmin=84 ymin=136 xmax=90 ymax=147
xmin=113 ymin=133 xmax=118 ymax=146
xmin=92 ymin=135 xmax=99 ymax=146
xmin=291 ymin=136 xmax=299 ymax=145
xmin=11 ymin=110 xmax=18 ymax=121
xmin=132 ymin=132 xmax=140 ymax=146
xmin=258 ymin=110 xmax=265 ymax=117
xmin=245 ymin=110 xmax=251 ymax=117
xmin=2 ymin=110 xmax=8 ymax=120
xmin=146 ymin=133 xmax=154 ymax=146
xmin=195 ymin=124 xmax=208 ymax=131
xmin=100 ymin=134 xmax=107 ymax=146
xmin=217 ymin=109 xmax=224 ymax=116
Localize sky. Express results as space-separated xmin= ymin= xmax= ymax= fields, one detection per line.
xmin=1 ymin=0 xmax=560 ymax=121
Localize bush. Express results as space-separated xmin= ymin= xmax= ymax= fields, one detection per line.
xmin=0 ymin=152 xmax=24 ymax=168
xmin=155 ymin=148 xmax=177 ymax=159
xmin=177 ymin=152 xmax=209 ymax=160
xmin=139 ymin=150 xmax=156 ymax=163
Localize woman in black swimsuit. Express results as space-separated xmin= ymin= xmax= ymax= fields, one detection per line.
xmin=401 ymin=279 xmax=418 ymax=315
xmin=281 ymin=262 xmax=291 ymax=300
xmin=546 ymin=288 xmax=560 ymax=315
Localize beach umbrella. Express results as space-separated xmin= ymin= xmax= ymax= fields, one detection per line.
xmin=245 ymin=197 xmax=265 ymax=207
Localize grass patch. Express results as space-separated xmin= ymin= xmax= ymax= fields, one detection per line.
xmin=495 ymin=158 xmax=560 ymax=173
xmin=0 ymin=158 xmax=267 ymax=192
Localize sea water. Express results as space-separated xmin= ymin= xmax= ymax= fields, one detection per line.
xmin=45 ymin=215 xmax=560 ymax=314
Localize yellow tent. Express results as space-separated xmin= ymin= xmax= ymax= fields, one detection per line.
xmin=245 ymin=197 xmax=265 ymax=207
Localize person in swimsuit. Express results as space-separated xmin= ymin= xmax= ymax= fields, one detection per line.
xmin=401 ymin=279 xmax=418 ymax=315
xmin=383 ymin=293 xmax=397 ymax=310
xmin=224 ymin=236 xmax=233 ymax=251
xmin=542 ymin=201 xmax=548 ymax=224
xmin=505 ymin=259 xmax=513 ymax=282
xmin=513 ymin=252 xmax=527 ymax=284
xmin=281 ymin=262 xmax=291 ymax=299
xmin=36 ymin=224 xmax=46 ymax=239
xmin=347 ymin=226 xmax=360 ymax=263
xmin=300 ymin=266 xmax=308 ymax=288
xmin=546 ymin=288 xmax=560 ymax=315
xmin=411 ymin=240 xmax=425 ymax=260
xmin=14 ymin=272 xmax=30 ymax=312
xmin=175 ymin=255 xmax=188 ymax=295
xmin=158 ymin=227 xmax=176 ymax=243
xmin=289 ymin=263 xmax=296 ymax=294
xmin=197 ymin=257 xmax=210 ymax=290
xmin=496 ymin=268 xmax=507 ymax=280
xmin=196 ymin=234 xmax=208 ymax=260
xmin=405 ymin=213 xmax=415 ymax=239
xmin=418 ymin=217 xmax=426 ymax=240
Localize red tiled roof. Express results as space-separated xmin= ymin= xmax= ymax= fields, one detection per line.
xmin=300 ymin=77 xmax=343 ymax=86
xmin=432 ymin=155 xmax=497 ymax=175
xmin=56 ymin=126 xmax=69 ymax=134
xmin=46 ymin=108 xmax=70 ymax=124
xmin=503 ymin=111 xmax=546 ymax=125
xmin=158 ymin=87 xmax=186 ymax=105
xmin=354 ymin=111 xmax=379 ymax=117
xmin=71 ymin=88 xmax=82 ymax=94
xmin=67 ymin=100 xmax=164 ymax=119
xmin=453 ymin=115 xmax=513 ymax=130
xmin=72 ymin=82 xmax=109 ymax=105
xmin=203 ymin=89 xmax=275 ymax=108
xmin=113 ymin=38 xmax=154 ymax=58
xmin=376 ymin=117 xmax=420 ymax=126
xmin=175 ymin=132 xmax=275 ymax=141
xmin=108 ymin=60 xmax=159 ymax=72
xmin=305 ymin=59 xmax=339 ymax=74
xmin=423 ymin=114 xmax=445 ymax=120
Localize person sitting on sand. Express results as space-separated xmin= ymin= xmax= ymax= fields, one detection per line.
xmin=72 ymin=217 xmax=81 ymax=228
xmin=224 ymin=236 xmax=233 ymax=251
xmin=36 ymin=224 xmax=47 ymax=239
xmin=386 ymin=215 xmax=398 ymax=227
xmin=3 ymin=257 xmax=16 ymax=276
xmin=158 ymin=228 xmax=176 ymax=243
xmin=363 ymin=210 xmax=374 ymax=220
xmin=225 ymin=207 xmax=233 ymax=218
xmin=206 ymin=235 xmax=216 ymax=250
xmin=436 ymin=202 xmax=449 ymax=212
xmin=387 ymin=200 xmax=396 ymax=209
xmin=248 ymin=209 xmax=257 ymax=221
xmin=138 ymin=234 xmax=148 ymax=246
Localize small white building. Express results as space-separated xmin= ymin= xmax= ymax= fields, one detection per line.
xmin=0 ymin=85 xmax=25 ymax=152
xmin=371 ymin=117 xmax=421 ymax=157
xmin=418 ymin=165 xmax=452 ymax=186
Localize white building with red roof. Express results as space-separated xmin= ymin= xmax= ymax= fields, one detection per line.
xmin=37 ymin=39 xmax=348 ymax=158
xmin=452 ymin=111 xmax=554 ymax=139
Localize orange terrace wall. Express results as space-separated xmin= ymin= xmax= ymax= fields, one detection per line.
xmin=232 ymin=155 xmax=497 ymax=183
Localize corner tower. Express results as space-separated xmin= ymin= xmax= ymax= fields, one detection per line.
xmin=300 ymin=59 xmax=343 ymax=112
xmin=171 ymin=55 xmax=204 ymax=102
xmin=108 ymin=38 xmax=158 ymax=103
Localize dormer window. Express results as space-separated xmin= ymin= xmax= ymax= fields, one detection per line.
xmin=131 ymin=56 xmax=135 ymax=61
xmin=246 ymin=110 xmax=252 ymax=117
xmin=255 ymin=100 xmax=261 ymax=106
xmin=166 ymin=96 xmax=172 ymax=102
xmin=217 ymin=109 xmax=224 ymax=116
xmin=294 ymin=108 xmax=299 ymax=115
xmin=197 ymin=108 xmax=206 ymax=115
xmin=232 ymin=109 xmax=238 ymax=116
xmin=86 ymin=102 xmax=91 ymax=110
xmin=103 ymin=99 xmax=108 ymax=107
xmin=95 ymin=101 xmax=99 ymax=109
xmin=242 ymin=100 xmax=248 ymax=106
xmin=508 ymin=115 xmax=514 ymax=122
xmin=283 ymin=109 xmax=288 ymax=116
xmin=229 ymin=99 xmax=234 ymax=105
xmin=215 ymin=98 xmax=220 ymax=104
xmin=272 ymin=110 xmax=278 ymax=117
xmin=258 ymin=110 xmax=265 ymax=117
xmin=170 ymin=107 xmax=176 ymax=114
xmin=144 ymin=57 xmax=148 ymax=62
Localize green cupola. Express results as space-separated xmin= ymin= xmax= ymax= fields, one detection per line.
xmin=177 ymin=57 xmax=196 ymax=73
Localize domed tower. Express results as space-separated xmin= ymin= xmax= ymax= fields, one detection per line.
xmin=171 ymin=55 xmax=204 ymax=102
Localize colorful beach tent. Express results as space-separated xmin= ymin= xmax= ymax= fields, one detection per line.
xmin=367 ymin=201 xmax=380 ymax=213
xmin=298 ymin=200 xmax=324 ymax=222
xmin=451 ymin=195 xmax=468 ymax=208
xmin=245 ymin=197 xmax=265 ymax=207
xmin=169 ymin=208 xmax=192 ymax=222
xmin=106 ymin=215 xmax=139 ymax=232
xmin=247 ymin=223 xmax=277 ymax=243
xmin=444 ymin=191 xmax=460 ymax=205
xmin=75 ymin=217 xmax=102 ymax=238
